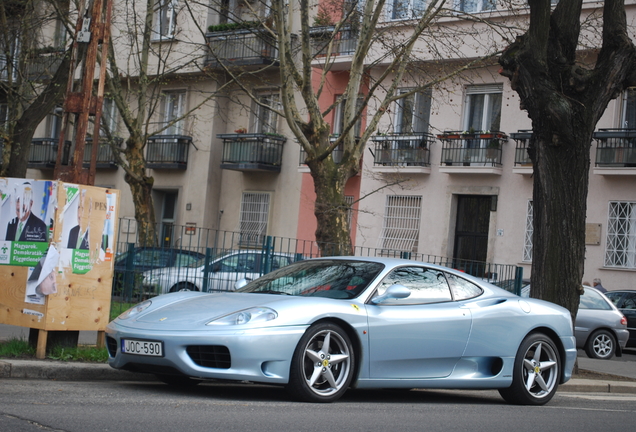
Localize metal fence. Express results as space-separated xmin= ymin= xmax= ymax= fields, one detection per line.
xmin=110 ymin=220 xmax=524 ymax=317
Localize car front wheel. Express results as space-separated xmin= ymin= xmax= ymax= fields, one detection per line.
xmin=499 ymin=332 xmax=561 ymax=405
xmin=286 ymin=322 xmax=355 ymax=403
xmin=585 ymin=329 xmax=616 ymax=360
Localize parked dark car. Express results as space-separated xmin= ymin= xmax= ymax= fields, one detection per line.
xmin=113 ymin=247 xmax=205 ymax=296
xmin=604 ymin=290 xmax=636 ymax=348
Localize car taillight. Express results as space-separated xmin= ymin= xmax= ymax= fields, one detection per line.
xmin=621 ymin=315 xmax=628 ymax=326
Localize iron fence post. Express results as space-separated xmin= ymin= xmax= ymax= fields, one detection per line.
xmin=203 ymin=247 xmax=213 ymax=292
xmin=514 ymin=266 xmax=524 ymax=296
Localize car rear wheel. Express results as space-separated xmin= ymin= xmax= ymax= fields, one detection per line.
xmin=499 ymin=332 xmax=561 ymax=405
xmin=286 ymin=322 xmax=355 ymax=403
xmin=169 ymin=282 xmax=198 ymax=293
xmin=585 ymin=329 xmax=616 ymax=359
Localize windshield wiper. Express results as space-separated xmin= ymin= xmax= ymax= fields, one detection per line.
xmin=256 ymin=290 xmax=292 ymax=295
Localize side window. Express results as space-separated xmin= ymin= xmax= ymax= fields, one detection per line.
xmin=174 ymin=253 xmax=200 ymax=267
xmin=623 ymin=293 xmax=636 ymax=310
xmin=222 ymin=254 xmax=257 ymax=272
xmin=445 ymin=273 xmax=483 ymax=300
xmin=604 ymin=291 xmax=622 ymax=307
xmin=377 ymin=266 xmax=452 ymax=304
xmin=580 ymin=288 xmax=612 ymax=310
xmin=135 ymin=250 xmax=171 ymax=267
xmin=271 ymin=255 xmax=292 ymax=270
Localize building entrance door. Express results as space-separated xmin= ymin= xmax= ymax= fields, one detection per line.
xmin=453 ymin=195 xmax=491 ymax=276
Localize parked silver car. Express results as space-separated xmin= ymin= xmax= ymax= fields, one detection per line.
xmin=520 ymin=284 xmax=628 ymax=359
xmin=142 ymin=250 xmax=296 ymax=294
xmin=576 ymin=286 xmax=629 ymax=359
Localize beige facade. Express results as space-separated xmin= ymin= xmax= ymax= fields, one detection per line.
xmin=9 ymin=2 xmax=636 ymax=290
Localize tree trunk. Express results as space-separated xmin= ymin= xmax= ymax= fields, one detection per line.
xmin=123 ymin=136 xmax=157 ymax=246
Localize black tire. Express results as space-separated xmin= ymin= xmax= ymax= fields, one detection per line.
xmin=155 ymin=374 xmax=202 ymax=387
xmin=585 ymin=329 xmax=616 ymax=360
xmin=170 ymin=282 xmax=198 ymax=293
xmin=499 ymin=333 xmax=561 ymax=405
xmin=286 ymin=322 xmax=355 ymax=403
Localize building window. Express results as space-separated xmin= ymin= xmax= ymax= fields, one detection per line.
xmin=622 ymin=88 xmax=636 ymax=128
xmin=161 ymin=91 xmax=186 ymax=135
xmin=239 ymin=192 xmax=271 ymax=247
xmin=605 ymin=201 xmax=636 ymax=268
xmin=455 ymin=0 xmax=496 ymax=13
xmin=153 ymin=0 xmax=178 ymax=40
xmin=252 ymin=92 xmax=280 ymax=134
xmin=47 ymin=106 xmax=64 ymax=139
xmin=101 ymin=98 xmax=118 ymax=136
xmin=463 ymin=84 xmax=502 ymax=132
xmin=0 ymin=102 xmax=8 ymax=131
xmin=333 ymin=95 xmax=363 ymax=136
xmin=0 ymin=35 xmax=20 ymax=81
xmin=387 ymin=0 xmax=427 ymax=20
xmin=395 ymin=89 xmax=431 ymax=134
xmin=523 ymin=200 xmax=533 ymax=262
xmin=379 ymin=195 xmax=422 ymax=252
xmin=345 ymin=195 xmax=354 ymax=230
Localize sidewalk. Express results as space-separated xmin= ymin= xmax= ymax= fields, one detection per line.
xmin=1 ymin=324 xmax=635 ymax=394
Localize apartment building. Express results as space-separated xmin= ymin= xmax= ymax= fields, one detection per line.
xmin=3 ymin=1 xmax=635 ymax=289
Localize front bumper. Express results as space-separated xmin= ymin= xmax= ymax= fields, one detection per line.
xmin=106 ymin=322 xmax=308 ymax=384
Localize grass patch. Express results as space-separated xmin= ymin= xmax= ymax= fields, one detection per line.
xmin=0 ymin=338 xmax=108 ymax=362
xmin=0 ymin=338 xmax=35 ymax=358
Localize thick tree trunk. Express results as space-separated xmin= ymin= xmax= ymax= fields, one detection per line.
xmin=307 ymin=151 xmax=357 ymax=256
xmin=123 ymin=137 xmax=157 ymax=246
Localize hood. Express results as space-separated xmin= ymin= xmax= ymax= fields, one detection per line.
xmin=129 ymin=292 xmax=292 ymax=328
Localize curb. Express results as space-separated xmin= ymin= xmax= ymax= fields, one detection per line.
xmin=0 ymin=360 xmax=155 ymax=382
xmin=559 ymin=378 xmax=636 ymax=394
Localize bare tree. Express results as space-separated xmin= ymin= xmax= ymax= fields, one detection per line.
xmin=499 ymin=0 xmax=636 ymax=317
xmin=0 ymin=0 xmax=72 ymax=177
xmin=200 ymin=0 xmax=507 ymax=255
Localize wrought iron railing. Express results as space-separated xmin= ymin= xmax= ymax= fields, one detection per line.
xmin=28 ymin=138 xmax=71 ymax=168
xmin=84 ymin=138 xmax=121 ymax=169
xmin=205 ymin=29 xmax=279 ymax=67
xmin=217 ymin=133 xmax=286 ymax=171
xmin=309 ymin=25 xmax=358 ymax=56
xmin=509 ymin=130 xmax=533 ymax=166
xmin=437 ymin=131 xmax=507 ymax=166
xmin=146 ymin=135 xmax=191 ymax=169
xmin=593 ymin=129 xmax=636 ymax=167
xmin=371 ymin=132 xmax=434 ymax=166
xmin=110 ymin=221 xmax=525 ymax=313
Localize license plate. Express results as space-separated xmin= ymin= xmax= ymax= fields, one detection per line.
xmin=122 ymin=339 xmax=163 ymax=356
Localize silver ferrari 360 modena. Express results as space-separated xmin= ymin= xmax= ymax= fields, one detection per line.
xmin=106 ymin=257 xmax=577 ymax=405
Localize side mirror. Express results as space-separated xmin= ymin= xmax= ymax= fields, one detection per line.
xmin=371 ymin=284 xmax=411 ymax=304
xmin=234 ymin=278 xmax=251 ymax=290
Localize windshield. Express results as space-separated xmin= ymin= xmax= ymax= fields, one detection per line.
xmin=187 ymin=250 xmax=234 ymax=268
xmin=238 ymin=259 xmax=385 ymax=299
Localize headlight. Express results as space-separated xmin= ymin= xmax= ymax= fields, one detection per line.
xmin=207 ymin=307 xmax=278 ymax=326
xmin=117 ymin=300 xmax=152 ymax=320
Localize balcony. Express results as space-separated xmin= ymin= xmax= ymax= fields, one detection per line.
xmin=309 ymin=25 xmax=358 ymax=70
xmin=593 ymin=129 xmax=636 ymax=175
xmin=27 ymin=50 xmax=65 ymax=81
xmin=83 ymin=138 xmax=121 ymax=170
xmin=218 ymin=133 xmax=286 ymax=172
xmin=1 ymin=53 xmax=16 ymax=81
xmin=146 ymin=135 xmax=191 ymax=170
xmin=437 ymin=131 xmax=507 ymax=174
xmin=27 ymin=138 xmax=71 ymax=169
xmin=370 ymin=132 xmax=433 ymax=173
xmin=205 ymin=28 xmax=280 ymax=69
xmin=298 ymin=135 xmax=352 ymax=171
xmin=509 ymin=130 xmax=533 ymax=174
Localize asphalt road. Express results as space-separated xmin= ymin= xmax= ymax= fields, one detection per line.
xmin=1 ymin=379 xmax=635 ymax=432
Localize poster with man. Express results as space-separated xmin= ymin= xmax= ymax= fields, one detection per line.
xmin=0 ymin=179 xmax=56 ymax=267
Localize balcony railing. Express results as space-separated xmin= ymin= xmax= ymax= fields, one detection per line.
xmin=218 ymin=133 xmax=286 ymax=172
xmin=437 ymin=131 xmax=507 ymax=167
xmin=593 ymin=129 xmax=636 ymax=167
xmin=205 ymin=29 xmax=279 ymax=68
xmin=83 ymin=138 xmax=121 ymax=169
xmin=309 ymin=25 xmax=358 ymax=56
xmin=509 ymin=130 xmax=533 ymax=166
xmin=27 ymin=138 xmax=71 ymax=169
xmin=0 ymin=53 xmax=17 ymax=81
xmin=146 ymin=135 xmax=191 ymax=170
xmin=299 ymin=135 xmax=353 ymax=166
xmin=27 ymin=50 xmax=65 ymax=81
xmin=370 ymin=132 xmax=434 ymax=166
